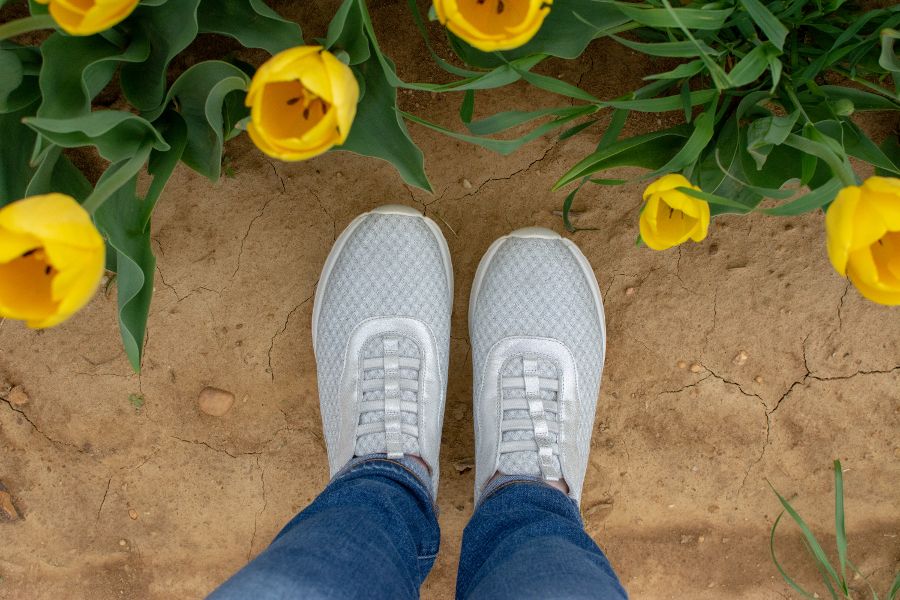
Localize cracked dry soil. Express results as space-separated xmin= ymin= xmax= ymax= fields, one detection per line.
xmin=1 ymin=2 xmax=898 ymax=598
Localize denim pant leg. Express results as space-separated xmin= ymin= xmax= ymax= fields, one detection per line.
xmin=456 ymin=479 xmax=628 ymax=600
xmin=209 ymin=456 xmax=439 ymax=600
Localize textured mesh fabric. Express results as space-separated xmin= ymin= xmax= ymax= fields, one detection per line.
xmin=355 ymin=335 xmax=421 ymax=456
xmin=498 ymin=356 xmax=561 ymax=476
xmin=315 ymin=214 xmax=451 ymax=467
xmin=472 ymin=237 xmax=604 ymax=481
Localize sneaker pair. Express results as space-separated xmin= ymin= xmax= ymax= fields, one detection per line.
xmin=312 ymin=205 xmax=606 ymax=504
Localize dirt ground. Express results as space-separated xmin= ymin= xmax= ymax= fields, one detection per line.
xmin=1 ymin=2 xmax=899 ymax=599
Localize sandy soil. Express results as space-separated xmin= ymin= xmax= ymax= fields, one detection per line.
xmin=1 ymin=2 xmax=898 ymax=598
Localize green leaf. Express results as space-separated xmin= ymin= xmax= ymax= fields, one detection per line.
xmin=763 ymin=178 xmax=842 ymax=216
xmin=460 ymin=89 xmax=475 ymax=124
xmin=37 ymin=33 xmax=149 ymax=119
xmin=143 ymin=111 xmax=189 ymax=223
xmin=0 ymin=44 xmax=40 ymax=112
xmin=554 ymin=125 xmax=691 ymax=188
xmin=24 ymin=111 xmax=169 ymax=163
xmin=199 ymin=0 xmax=302 ymax=55
xmin=146 ymin=61 xmax=249 ymax=181
xmin=728 ymin=43 xmax=776 ymax=87
xmin=324 ymin=0 xmax=369 ymax=65
xmin=517 ymin=69 xmax=601 ymax=103
xmin=876 ymin=135 xmax=900 ymax=177
xmin=644 ymin=59 xmax=705 ymax=80
xmin=739 ymin=0 xmax=789 ymax=50
xmin=24 ymin=145 xmax=92 ymax=202
xmin=648 ymin=110 xmax=716 ymax=176
xmin=0 ymin=102 xmax=38 ymax=206
xmin=612 ymin=36 xmax=718 ymax=58
xmin=746 ymin=110 xmax=800 ymax=169
xmin=600 ymin=0 xmax=733 ymax=30
xmin=468 ymin=106 xmax=587 ymax=135
xmin=94 ymin=170 xmax=156 ymax=372
xmin=120 ymin=0 xmax=201 ymax=112
xmin=341 ymin=47 xmax=431 ymax=191
xmin=604 ymin=88 xmax=718 ymax=112
xmin=815 ymin=86 xmax=900 ymax=111
xmin=879 ymin=28 xmax=899 ymax=94
xmin=677 ymin=186 xmax=752 ymax=211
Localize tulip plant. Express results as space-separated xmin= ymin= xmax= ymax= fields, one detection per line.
xmin=0 ymin=0 xmax=898 ymax=371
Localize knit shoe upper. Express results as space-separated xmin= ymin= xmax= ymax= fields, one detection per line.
xmin=312 ymin=205 xmax=452 ymax=494
xmin=469 ymin=228 xmax=606 ymax=504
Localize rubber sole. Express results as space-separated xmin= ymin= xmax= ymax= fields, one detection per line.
xmin=311 ymin=204 xmax=454 ymax=349
xmin=468 ymin=227 xmax=607 ymax=359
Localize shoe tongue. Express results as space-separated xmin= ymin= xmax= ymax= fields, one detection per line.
xmin=498 ymin=356 xmax=561 ymax=477
xmin=355 ymin=334 xmax=421 ymax=457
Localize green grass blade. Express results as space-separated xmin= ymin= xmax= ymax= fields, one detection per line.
xmin=677 ymin=186 xmax=753 ymax=211
xmin=739 ymin=0 xmax=789 ymax=50
xmin=888 ymin=568 xmax=900 ymax=600
xmin=769 ymin=482 xmax=842 ymax=589
xmin=833 ymin=460 xmax=848 ymax=590
xmin=770 ymin=511 xmax=819 ymax=600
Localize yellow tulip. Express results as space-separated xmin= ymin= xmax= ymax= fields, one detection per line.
xmin=34 ymin=0 xmax=139 ymax=36
xmin=433 ymin=0 xmax=552 ymax=52
xmin=826 ymin=176 xmax=900 ymax=305
xmin=639 ymin=174 xmax=710 ymax=251
xmin=245 ymin=46 xmax=360 ymax=162
xmin=0 ymin=194 xmax=105 ymax=328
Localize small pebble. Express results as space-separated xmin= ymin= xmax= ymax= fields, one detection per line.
xmin=198 ymin=387 xmax=235 ymax=417
xmin=732 ymin=350 xmax=749 ymax=366
xmin=689 ymin=363 xmax=703 ymax=373
xmin=698 ymin=536 xmax=705 ymax=543
xmin=754 ymin=376 xmax=763 ymax=384
xmin=128 ymin=509 xmax=138 ymax=521
xmin=119 ymin=539 xmax=127 ymax=547
xmin=708 ymin=582 xmax=716 ymax=588
xmin=462 ymin=178 xmax=472 ymax=189
xmin=676 ymin=360 xmax=687 ymax=370
xmin=8 ymin=385 xmax=29 ymax=407
xmin=0 ymin=482 xmax=19 ymax=521
xmin=625 ymin=287 xmax=636 ymax=296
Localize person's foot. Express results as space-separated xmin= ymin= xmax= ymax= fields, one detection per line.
xmin=469 ymin=227 xmax=606 ymax=504
xmin=312 ymin=205 xmax=453 ymax=494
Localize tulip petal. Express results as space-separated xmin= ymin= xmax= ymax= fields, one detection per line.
xmin=0 ymin=229 xmax=41 ymax=262
xmin=0 ymin=194 xmax=104 ymax=250
xmin=0 ymin=253 xmax=59 ymax=322
xmin=861 ymin=177 xmax=900 ymax=231
xmin=320 ymin=50 xmax=359 ymax=140
xmin=825 ymin=186 xmax=860 ymax=276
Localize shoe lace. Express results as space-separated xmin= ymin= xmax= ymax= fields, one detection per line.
xmin=499 ymin=357 xmax=561 ymax=480
xmin=355 ymin=336 xmax=420 ymax=459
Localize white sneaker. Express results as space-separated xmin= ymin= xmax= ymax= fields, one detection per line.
xmin=312 ymin=205 xmax=453 ymax=494
xmin=469 ymin=228 xmax=606 ymax=504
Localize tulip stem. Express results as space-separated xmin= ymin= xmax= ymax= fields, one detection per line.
xmin=0 ymin=15 xmax=56 ymax=41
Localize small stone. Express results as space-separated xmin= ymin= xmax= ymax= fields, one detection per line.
xmin=128 ymin=509 xmax=138 ymax=521
xmin=625 ymin=287 xmax=636 ymax=296
xmin=8 ymin=386 xmax=29 ymax=407
xmin=732 ymin=350 xmax=749 ymax=366
xmin=698 ymin=536 xmax=705 ymax=543
xmin=0 ymin=482 xmax=19 ymax=521
xmin=198 ymin=387 xmax=235 ymax=417
xmin=676 ymin=360 xmax=687 ymax=370
xmin=680 ymin=535 xmax=692 ymax=544
xmin=462 ymin=178 xmax=472 ymax=189
xmin=453 ymin=458 xmax=474 ymax=474
xmin=754 ymin=376 xmax=764 ymax=384
xmin=119 ymin=539 xmax=127 ymax=547
xmin=690 ymin=465 xmax=699 ymax=472
xmin=708 ymin=582 xmax=716 ymax=588
xmin=689 ymin=363 xmax=703 ymax=373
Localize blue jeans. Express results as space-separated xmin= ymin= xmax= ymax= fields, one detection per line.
xmin=209 ymin=456 xmax=627 ymax=599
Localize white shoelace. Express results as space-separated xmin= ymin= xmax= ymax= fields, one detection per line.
xmin=355 ymin=336 xmax=420 ymax=458
xmin=498 ymin=357 xmax=561 ymax=480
